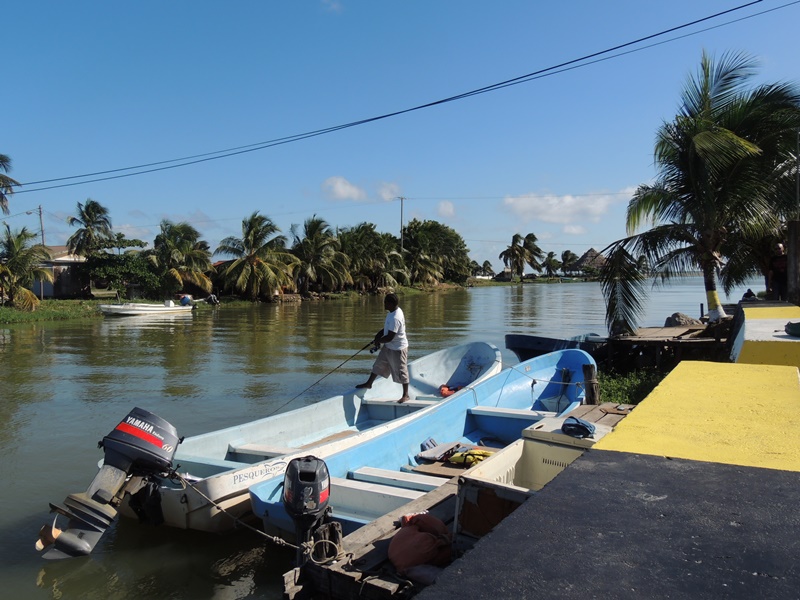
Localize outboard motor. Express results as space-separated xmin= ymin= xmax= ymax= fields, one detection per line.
xmin=282 ymin=456 xmax=342 ymax=565
xmin=36 ymin=407 xmax=180 ymax=559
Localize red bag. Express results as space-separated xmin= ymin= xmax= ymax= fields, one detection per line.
xmin=388 ymin=513 xmax=452 ymax=574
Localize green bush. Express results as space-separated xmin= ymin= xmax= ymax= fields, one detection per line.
xmin=598 ymin=368 xmax=666 ymax=405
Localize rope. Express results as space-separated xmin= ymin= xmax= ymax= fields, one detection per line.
xmin=263 ymin=341 xmax=374 ymax=417
xmin=170 ymin=470 xmax=299 ymax=551
xmin=508 ymin=365 xmax=585 ymax=387
xmin=305 ymin=539 xmax=349 ymax=565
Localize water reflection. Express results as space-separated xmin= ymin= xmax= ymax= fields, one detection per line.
xmin=1 ymin=282 xmax=758 ymax=599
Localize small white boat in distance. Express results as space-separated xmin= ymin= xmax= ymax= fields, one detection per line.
xmin=99 ymin=300 xmax=195 ymax=316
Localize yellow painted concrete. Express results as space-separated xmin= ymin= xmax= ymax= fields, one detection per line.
xmin=743 ymin=305 xmax=800 ymax=320
xmin=593 ymin=361 xmax=800 ymax=472
xmin=733 ymin=305 xmax=800 ymax=368
xmin=736 ymin=340 xmax=800 ymax=368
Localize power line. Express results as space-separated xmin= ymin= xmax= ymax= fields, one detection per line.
xmin=11 ymin=0 xmax=782 ymax=195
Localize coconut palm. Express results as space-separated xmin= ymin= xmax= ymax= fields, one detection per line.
xmin=402 ymin=219 xmax=471 ymax=285
xmin=481 ymin=260 xmax=495 ymax=277
xmin=0 ymin=224 xmax=52 ymax=310
xmin=601 ymin=51 xmax=800 ymax=330
xmin=214 ymin=212 xmax=297 ymax=300
xmin=560 ymin=250 xmax=579 ymax=276
xmin=523 ymin=233 xmax=544 ymax=273
xmin=499 ymin=233 xmax=543 ymax=281
xmin=542 ymin=252 xmax=562 ymax=278
xmin=339 ymin=223 xmax=406 ymax=291
xmin=0 ymin=154 xmax=21 ymax=215
xmin=148 ymin=220 xmax=213 ymax=296
xmin=66 ymin=199 xmax=113 ymax=257
xmin=291 ymin=215 xmax=351 ymax=295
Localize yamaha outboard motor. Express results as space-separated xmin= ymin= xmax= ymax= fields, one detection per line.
xmin=282 ymin=456 xmax=341 ymax=565
xmin=36 ymin=407 xmax=180 ymax=559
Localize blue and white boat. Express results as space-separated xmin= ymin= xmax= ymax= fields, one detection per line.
xmin=248 ymin=349 xmax=595 ymax=541
xmin=119 ymin=342 xmax=503 ymax=534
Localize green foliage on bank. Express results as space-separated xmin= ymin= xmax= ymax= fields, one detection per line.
xmin=598 ymin=368 xmax=665 ymax=405
xmin=0 ymin=299 xmax=104 ymax=324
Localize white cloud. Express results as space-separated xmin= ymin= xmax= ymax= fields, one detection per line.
xmin=437 ymin=200 xmax=455 ymax=218
xmin=378 ymin=182 xmax=401 ymax=202
xmin=563 ymin=224 xmax=587 ymax=235
xmin=502 ymin=189 xmax=630 ymax=225
xmin=323 ymin=176 xmax=367 ymax=201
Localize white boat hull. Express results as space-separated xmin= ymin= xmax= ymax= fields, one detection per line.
xmin=99 ymin=302 xmax=194 ymax=316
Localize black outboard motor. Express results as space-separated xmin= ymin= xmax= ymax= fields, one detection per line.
xmin=282 ymin=456 xmax=341 ymax=565
xmin=36 ymin=407 xmax=180 ymax=559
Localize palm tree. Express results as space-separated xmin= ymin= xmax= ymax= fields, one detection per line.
xmin=214 ymin=212 xmax=297 ymax=300
xmin=499 ymin=233 xmax=543 ymax=281
xmin=481 ymin=260 xmax=495 ymax=277
xmin=401 ymin=219 xmax=471 ymax=285
xmin=523 ymin=233 xmax=544 ymax=274
xmin=601 ymin=51 xmax=800 ymax=330
xmin=542 ymin=252 xmax=562 ymax=278
xmin=291 ymin=215 xmax=351 ymax=295
xmin=561 ymin=250 xmax=579 ymax=276
xmin=148 ymin=220 xmax=213 ymax=296
xmin=339 ymin=223 xmax=406 ymax=291
xmin=0 ymin=154 xmax=21 ymax=215
xmin=0 ymin=224 xmax=52 ymax=310
xmin=66 ymin=199 xmax=113 ymax=256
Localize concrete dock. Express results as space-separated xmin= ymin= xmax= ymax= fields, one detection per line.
xmin=421 ymin=359 xmax=800 ymax=599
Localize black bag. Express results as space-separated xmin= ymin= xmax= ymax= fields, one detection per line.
xmin=561 ymin=416 xmax=596 ymax=439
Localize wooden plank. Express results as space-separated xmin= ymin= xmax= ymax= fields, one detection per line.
xmin=567 ymin=403 xmax=634 ymax=428
xmin=350 ymin=467 xmax=446 ymax=492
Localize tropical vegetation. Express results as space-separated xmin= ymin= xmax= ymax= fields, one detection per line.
xmin=498 ymin=233 xmax=544 ymax=281
xmin=0 ymin=190 xmax=601 ymax=310
xmin=214 ymin=212 xmax=297 ymax=299
xmin=0 ymin=224 xmax=52 ymax=310
xmin=601 ymin=51 xmax=800 ymax=333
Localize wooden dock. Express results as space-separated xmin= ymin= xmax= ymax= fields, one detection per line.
xmin=607 ymin=324 xmax=729 ymax=369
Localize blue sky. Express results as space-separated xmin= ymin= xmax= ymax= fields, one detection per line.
xmin=5 ymin=1 xmax=800 ymax=272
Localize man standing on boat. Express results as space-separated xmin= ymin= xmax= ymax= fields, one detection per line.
xmin=356 ymin=293 xmax=410 ymax=402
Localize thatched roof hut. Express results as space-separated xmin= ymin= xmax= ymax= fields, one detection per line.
xmin=575 ymin=248 xmax=607 ymax=272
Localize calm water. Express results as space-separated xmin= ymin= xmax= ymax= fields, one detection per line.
xmin=0 ymin=279 xmax=754 ymax=599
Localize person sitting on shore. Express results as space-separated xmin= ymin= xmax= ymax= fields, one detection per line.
xmin=356 ymin=293 xmax=410 ymax=403
xmin=741 ymin=288 xmax=757 ymax=301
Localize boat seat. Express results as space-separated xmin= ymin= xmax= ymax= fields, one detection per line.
xmin=329 ymin=477 xmax=425 ymax=524
xmin=227 ymin=443 xmax=299 ymax=459
xmin=349 ymin=467 xmax=446 ymax=492
xmin=468 ymin=406 xmax=555 ymax=419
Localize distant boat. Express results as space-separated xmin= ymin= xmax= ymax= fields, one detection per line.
xmin=99 ymin=300 xmax=195 ymax=316
xmin=505 ymin=332 xmax=607 ymax=363
xmin=248 ymin=348 xmax=595 ymax=543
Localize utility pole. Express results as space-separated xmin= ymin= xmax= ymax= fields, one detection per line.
xmin=38 ymin=205 xmax=46 ymax=300
xmin=398 ymin=196 xmax=405 ymax=252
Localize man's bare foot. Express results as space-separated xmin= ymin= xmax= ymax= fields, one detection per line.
xmin=355 ymin=383 xmax=372 ymax=389
xmin=398 ymin=396 xmax=410 ymax=403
